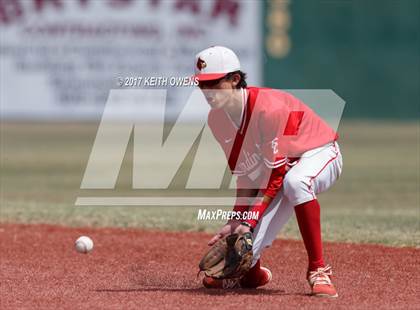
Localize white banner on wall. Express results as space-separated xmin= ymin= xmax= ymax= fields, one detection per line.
xmin=0 ymin=0 xmax=261 ymax=120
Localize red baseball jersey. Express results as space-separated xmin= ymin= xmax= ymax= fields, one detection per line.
xmin=208 ymin=86 xmax=338 ymax=193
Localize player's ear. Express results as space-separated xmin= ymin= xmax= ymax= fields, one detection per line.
xmin=231 ymin=73 xmax=241 ymax=88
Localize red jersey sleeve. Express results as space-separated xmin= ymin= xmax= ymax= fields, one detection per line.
xmin=242 ymin=165 xmax=286 ymax=228
xmin=262 ymin=164 xmax=287 ymax=198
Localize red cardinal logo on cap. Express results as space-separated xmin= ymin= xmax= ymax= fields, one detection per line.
xmin=196 ymin=57 xmax=207 ymax=71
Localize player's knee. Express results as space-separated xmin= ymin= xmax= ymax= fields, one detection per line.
xmin=283 ymin=173 xmax=309 ymax=200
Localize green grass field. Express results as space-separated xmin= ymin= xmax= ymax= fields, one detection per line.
xmin=1 ymin=121 xmax=419 ymax=247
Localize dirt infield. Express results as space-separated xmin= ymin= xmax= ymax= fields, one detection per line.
xmin=1 ymin=224 xmax=418 ymax=309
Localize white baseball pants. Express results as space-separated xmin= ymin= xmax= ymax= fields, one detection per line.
xmin=252 ymin=141 xmax=343 ymax=265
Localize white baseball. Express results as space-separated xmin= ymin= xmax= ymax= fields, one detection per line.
xmin=75 ymin=236 xmax=94 ymax=254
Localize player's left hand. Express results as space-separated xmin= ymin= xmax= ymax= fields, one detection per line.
xmin=208 ymin=220 xmax=241 ymax=246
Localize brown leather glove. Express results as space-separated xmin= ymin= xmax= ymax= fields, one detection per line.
xmin=199 ymin=232 xmax=253 ymax=279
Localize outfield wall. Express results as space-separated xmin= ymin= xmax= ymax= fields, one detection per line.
xmin=263 ymin=0 xmax=419 ymax=119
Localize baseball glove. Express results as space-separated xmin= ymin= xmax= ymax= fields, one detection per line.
xmin=199 ymin=232 xmax=253 ymax=279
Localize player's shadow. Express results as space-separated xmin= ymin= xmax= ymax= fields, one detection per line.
xmin=94 ymin=287 xmax=307 ymax=296
xmin=106 ymin=265 xmax=308 ymax=296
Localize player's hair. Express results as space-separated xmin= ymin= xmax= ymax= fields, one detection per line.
xmin=225 ymin=70 xmax=247 ymax=89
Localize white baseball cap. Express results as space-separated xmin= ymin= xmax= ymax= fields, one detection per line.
xmin=194 ymin=46 xmax=241 ymax=81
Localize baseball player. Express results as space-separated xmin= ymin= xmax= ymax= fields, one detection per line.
xmin=195 ymin=46 xmax=342 ymax=297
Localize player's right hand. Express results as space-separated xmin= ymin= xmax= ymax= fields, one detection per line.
xmin=207 ymin=220 xmax=241 ymax=246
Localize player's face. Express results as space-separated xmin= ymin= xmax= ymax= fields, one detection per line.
xmin=198 ymin=75 xmax=238 ymax=109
